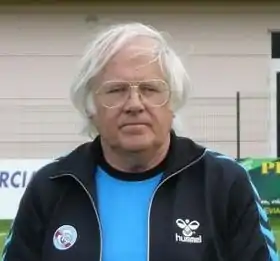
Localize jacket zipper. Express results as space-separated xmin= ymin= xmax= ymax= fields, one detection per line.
xmin=50 ymin=174 xmax=103 ymax=261
xmin=146 ymin=149 xmax=206 ymax=261
xmin=50 ymin=149 xmax=206 ymax=261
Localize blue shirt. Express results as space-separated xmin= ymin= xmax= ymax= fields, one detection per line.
xmin=95 ymin=166 xmax=162 ymax=261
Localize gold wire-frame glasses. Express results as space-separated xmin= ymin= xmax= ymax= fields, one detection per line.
xmin=95 ymin=79 xmax=171 ymax=109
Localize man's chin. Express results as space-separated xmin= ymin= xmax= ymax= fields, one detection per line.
xmin=120 ymin=137 xmax=153 ymax=152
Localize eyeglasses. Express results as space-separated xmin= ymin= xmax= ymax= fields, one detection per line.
xmin=95 ymin=79 xmax=170 ymax=108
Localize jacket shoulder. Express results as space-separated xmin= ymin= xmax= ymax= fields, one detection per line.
xmin=204 ymin=150 xmax=251 ymax=185
xmin=31 ymin=141 xmax=93 ymax=184
xmin=21 ymin=142 xmax=93 ymax=219
xmin=25 ymin=158 xmax=64 ymax=204
xmin=31 ymin=159 xmax=60 ymax=183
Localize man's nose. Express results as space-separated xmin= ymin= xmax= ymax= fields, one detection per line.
xmin=123 ymin=87 xmax=145 ymax=112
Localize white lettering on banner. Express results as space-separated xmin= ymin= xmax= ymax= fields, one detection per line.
xmin=0 ymin=159 xmax=52 ymax=220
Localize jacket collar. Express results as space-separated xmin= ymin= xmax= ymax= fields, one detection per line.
xmin=50 ymin=130 xmax=206 ymax=186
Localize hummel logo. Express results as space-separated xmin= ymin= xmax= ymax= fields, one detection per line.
xmin=175 ymin=218 xmax=202 ymax=244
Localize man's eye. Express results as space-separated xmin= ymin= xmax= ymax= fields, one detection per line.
xmin=107 ymin=88 xmax=123 ymax=93
xmin=106 ymin=85 xmax=128 ymax=93
xmin=140 ymin=84 xmax=160 ymax=92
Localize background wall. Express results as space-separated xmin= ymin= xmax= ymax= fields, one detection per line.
xmin=0 ymin=2 xmax=280 ymax=158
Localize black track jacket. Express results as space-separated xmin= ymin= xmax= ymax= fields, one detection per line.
xmin=1 ymin=132 xmax=279 ymax=261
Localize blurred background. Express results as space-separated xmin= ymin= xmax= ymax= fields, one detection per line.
xmin=0 ymin=0 xmax=279 ymax=254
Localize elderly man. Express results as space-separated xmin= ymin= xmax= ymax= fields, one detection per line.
xmin=1 ymin=23 xmax=278 ymax=261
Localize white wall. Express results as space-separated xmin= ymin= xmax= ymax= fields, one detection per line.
xmin=0 ymin=3 xmax=280 ymax=158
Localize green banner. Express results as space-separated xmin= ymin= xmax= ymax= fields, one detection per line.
xmin=239 ymin=158 xmax=280 ymax=217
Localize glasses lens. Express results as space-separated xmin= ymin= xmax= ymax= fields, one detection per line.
xmin=96 ymin=80 xmax=170 ymax=108
xmin=138 ymin=80 xmax=170 ymax=106
xmin=96 ymin=81 xmax=130 ymax=108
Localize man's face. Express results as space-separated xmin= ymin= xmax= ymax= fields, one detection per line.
xmin=92 ymin=37 xmax=173 ymax=152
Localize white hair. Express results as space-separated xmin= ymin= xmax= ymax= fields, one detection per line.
xmin=70 ymin=22 xmax=191 ymax=137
